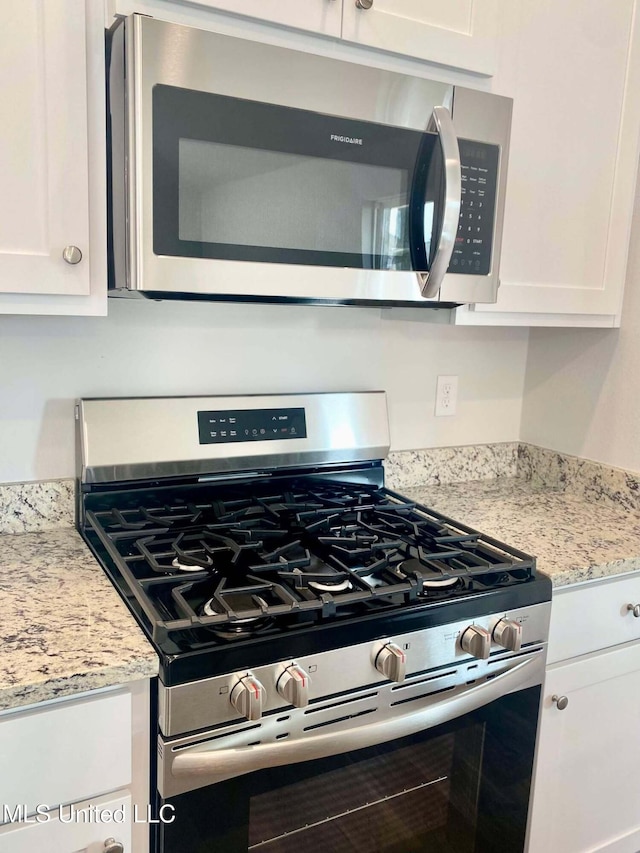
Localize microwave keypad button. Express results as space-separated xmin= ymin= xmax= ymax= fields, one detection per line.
xmin=450 ymin=141 xmax=498 ymax=276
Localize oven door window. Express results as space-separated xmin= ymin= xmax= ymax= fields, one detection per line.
xmin=158 ymin=687 xmax=539 ymax=853
xmin=152 ymin=85 xmax=442 ymax=272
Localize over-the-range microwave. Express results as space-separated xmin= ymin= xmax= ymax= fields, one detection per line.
xmin=107 ymin=15 xmax=512 ymax=307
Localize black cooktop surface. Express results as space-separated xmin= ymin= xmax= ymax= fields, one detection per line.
xmin=80 ymin=475 xmax=548 ymax=682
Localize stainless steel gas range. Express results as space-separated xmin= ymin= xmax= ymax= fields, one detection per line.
xmin=77 ymin=392 xmax=551 ymax=853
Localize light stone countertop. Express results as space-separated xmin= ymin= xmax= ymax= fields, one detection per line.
xmin=403 ymin=478 xmax=640 ymax=588
xmin=3 ymin=452 xmax=640 ymax=714
xmin=0 ymin=527 xmax=158 ymax=713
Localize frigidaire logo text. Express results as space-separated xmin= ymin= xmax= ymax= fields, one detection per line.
xmin=330 ymin=134 xmax=363 ymax=145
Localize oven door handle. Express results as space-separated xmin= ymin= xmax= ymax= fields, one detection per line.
xmin=417 ymin=105 xmax=461 ymax=298
xmin=168 ymin=653 xmax=542 ymax=792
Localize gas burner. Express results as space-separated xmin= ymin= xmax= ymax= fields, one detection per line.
xmin=397 ymin=559 xmax=463 ymax=590
xmin=308 ymin=578 xmax=352 ymax=593
xmin=281 ymin=564 xmax=354 ymax=594
xmin=202 ymin=594 xmax=268 ymax=621
xmin=419 ymin=576 xmax=462 ymax=590
xmin=201 ymin=595 xmax=275 ymax=638
xmin=209 ymin=621 xmax=275 ymax=640
xmin=172 ymin=555 xmax=213 ymax=572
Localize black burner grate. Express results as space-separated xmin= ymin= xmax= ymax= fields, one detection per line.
xmin=84 ymin=477 xmax=536 ymax=646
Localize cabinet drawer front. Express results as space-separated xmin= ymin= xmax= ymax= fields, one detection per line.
xmin=548 ymin=573 xmax=640 ymax=664
xmin=0 ymin=690 xmax=131 ymax=815
xmin=0 ymin=792 xmax=132 ymax=853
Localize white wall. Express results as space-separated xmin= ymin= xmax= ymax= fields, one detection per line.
xmin=0 ymin=300 xmax=528 ymax=483
xmin=521 ymin=167 xmax=640 ymax=471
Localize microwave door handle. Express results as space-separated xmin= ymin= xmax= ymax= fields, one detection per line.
xmin=417 ymin=106 xmax=462 ymax=298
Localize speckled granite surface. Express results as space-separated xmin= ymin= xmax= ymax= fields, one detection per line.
xmin=385 ymin=443 xmax=518 ymax=491
xmin=405 ymin=478 xmax=640 ymax=588
xmin=0 ymin=479 xmax=75 ymax=534
xmin=517 ymin=444 xmax=640 ymax=513
xmin=0 ymin=528 xmax=158 ymax=712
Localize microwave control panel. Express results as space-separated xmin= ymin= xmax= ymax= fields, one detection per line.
xmin=450 ymin=140 xmax=500 ymax=276
xmin=198 ymin=407 xmax=307 ymax=444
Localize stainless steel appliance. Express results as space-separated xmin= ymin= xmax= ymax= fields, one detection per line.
xmin=107 ymin=16 xmax=512 ymax=307
xmin=77 ymin=392 xmax=550 ymax=852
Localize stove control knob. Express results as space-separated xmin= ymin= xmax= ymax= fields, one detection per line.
xmin=375 ymin=642 xmax=407 ymax=683
xmin=460 ymin=625 xmax=491 ymax=660
xmin=493 ymin=618 xmax=523 ymax=652
xmin=277 ymin=663 xmax=310 ymax=707
xmin=230 ymin=673 xmax=265 ymax=721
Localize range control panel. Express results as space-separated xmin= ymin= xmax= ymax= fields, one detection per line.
xmin=449 ymin=139 xmax=499 ymax=276
xmin=198 ymin=407 xmax=307 ymax=444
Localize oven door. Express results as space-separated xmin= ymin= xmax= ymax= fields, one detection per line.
xmin=155 ymin=654 xmax=543 ymax=853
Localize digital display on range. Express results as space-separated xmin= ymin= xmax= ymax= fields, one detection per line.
xmin=198 ymin=408 xmax=307 ymax=444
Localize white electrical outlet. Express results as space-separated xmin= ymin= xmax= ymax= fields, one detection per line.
xmin=435 ymin=375 xmax=458 ymax=417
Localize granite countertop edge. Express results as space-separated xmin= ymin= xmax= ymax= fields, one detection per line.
xmin=0 ymin=527 xmax=159 ymax=715
xmin=0 ymin=656 xmax=159 ymax=714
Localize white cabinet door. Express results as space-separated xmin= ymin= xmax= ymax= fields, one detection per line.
xmin=0 ymin=0 xmax=106 ymax=315
xmin=528 ymin=642 xmax=640 ymax=853
xmin=111 ymin=0 xmax=342 ymax=37
xmin=0 ymin=793 xmax=132 ymax=853
xmin=457 ymin=0 xmax=640 ymax=327
xmin=341 ymin=0 xmax=499 ymax=75
xmin=0 ymin=0 xmax=90 ymax=297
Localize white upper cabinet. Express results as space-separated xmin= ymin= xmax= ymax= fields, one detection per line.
xmin=341 ymin=0 xmax=499 ymax=76
xmin=171 ymin=0 xmax=342 ymax=37
xmin=457 ymin=0 xmax=640 ymax=327
xmin=0 ymin=0 xmax=106 ymax=315
xmin=111 ymin=0 xmax=497 ymax=73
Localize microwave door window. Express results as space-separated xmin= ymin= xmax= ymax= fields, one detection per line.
xmin=369 ymin=200 xmax=434 ymax=271
xmin=177 ymin=138 xmax=410 ymax=269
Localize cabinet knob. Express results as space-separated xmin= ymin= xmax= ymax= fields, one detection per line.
xmin=355 ymin=0 xmax=373 ymax=9
xmin=62 ymin=245 xmax=83 ymax=265
xmin=103 ymin=839 xmax=124 ymax=853
xmin=551 ymin=694 xmax=569 ymax=711
xmin=627 ymin=603 xmax=640 ymax=618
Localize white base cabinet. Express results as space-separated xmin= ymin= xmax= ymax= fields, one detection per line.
xmin=0 ymin=794 xmax=132 ymax=853
xmin=528 ymin=574 xmax=640 ymax=853
xmin=528 ymin=643 xmax=640 ymax=853
xmin=0 ymin=681 xmax=150 ymax=853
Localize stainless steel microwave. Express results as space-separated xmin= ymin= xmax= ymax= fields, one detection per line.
xmin=107 ymin=15 xmax=512 ymax=307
